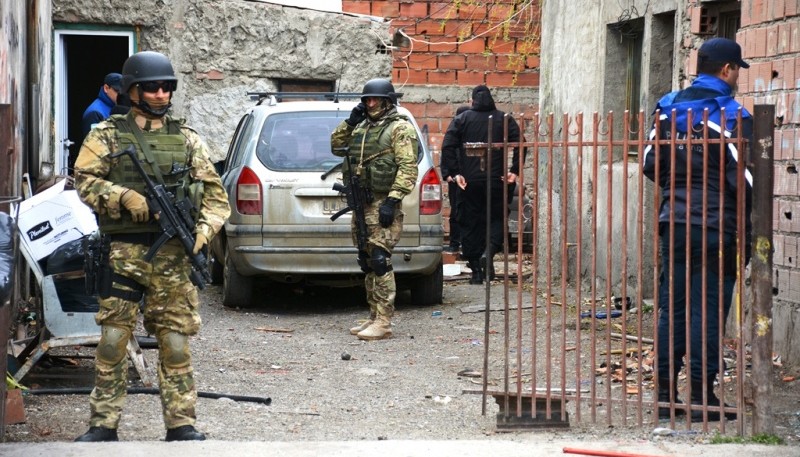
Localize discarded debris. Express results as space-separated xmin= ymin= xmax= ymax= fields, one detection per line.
xmin=254 ymin=327 xmax=293 ymax=333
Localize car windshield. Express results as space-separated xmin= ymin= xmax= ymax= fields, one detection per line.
xmin=255 ymin=111 xmax=344 ymax=172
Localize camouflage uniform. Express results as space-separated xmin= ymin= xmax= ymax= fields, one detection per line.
xmin=331 ymin=106 xmax=418 ymax=331
xmin=74 ymin=114 xmax=230 ymax=431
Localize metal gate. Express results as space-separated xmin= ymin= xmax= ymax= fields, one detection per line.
xmin=470 ymin=106 xmax=775 ymax=436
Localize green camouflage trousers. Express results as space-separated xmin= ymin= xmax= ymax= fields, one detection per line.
xmin=89 ymin=239 xmax=201 ymax=430
xmin=353 ymin=198 xmax=403 ymax=318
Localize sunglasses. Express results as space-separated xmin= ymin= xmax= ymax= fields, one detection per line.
xmin=139 ymin=80 xmax=177 ymax=93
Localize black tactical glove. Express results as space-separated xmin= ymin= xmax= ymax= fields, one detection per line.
xmin=345 ymin=102 xmax=367 ymax=127
xmin=378 ymin=197 xmax=401 ymax=228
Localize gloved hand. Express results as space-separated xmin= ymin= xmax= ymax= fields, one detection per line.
xmin=193 ymin=233 xmax=208 ymax=255
xmin=378 ymin=197 xmax=401 ymax=228
xmin=120 ymin=189 xmax=149 ymax=223
xmin=345 ymin=102 xmax=367 ymax=127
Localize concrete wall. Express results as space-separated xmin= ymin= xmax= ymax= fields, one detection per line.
xmin=53 ymin=0 xmax=392 ymax=161
xmin=738 ymin=0 xmax=800 ymax=366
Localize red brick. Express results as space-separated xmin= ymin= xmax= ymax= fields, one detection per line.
xmin=430 ymin=3 xmax=455 ymax=20
xmin=402 ymin=102 xmax=425 ymax=120
xmin=514 ymin=71 xmax=540 ymax=87
xmin=755 ymin=27 xmax=768 ymax=57
xmin=774 ymin=234 xmax=785 ymax=267
xmin=428 ymin=70 xmax=457 ymax=84
xmin=773 ymin=0 xmax=786 ymax=20
xmin=372 ymin=1 xmax=400 ymax=18
xmin=753 ymin=0 xmax=766 ymax=23
xmin=741 ymin=1 xmax=752 ymax=27
xmin=399 ymin=2 xmax=427 ymax=18
xmin=489 ymin=38 xmax=516 ymax=53
xmin=459 ymin=3 xmax=488 ymax=20
xmin=458 ymin=37 xmax=487 ymax=54
xmin=779 ymin=200 xmax=793 ymax=231
xmin=787 ymin=0 xmax=798 ymax=16
xmin=526 ymin=55 xmax=541 ymax=69
xmin=767 ymin=24 xmax=779 ymax=57
xmin=409 ymin=52 xmax=440 ymax=70
xmin=744 ymin=29 xmax=756 ymax=60
xmin=456 ymin=71 xmax=486 ymax=86
xmin=399 ymin=68 xmax=428 ymax=84
xmin=489 ymin=4 xmax=514 ymax=21
xmin=784 ymin=234 xmax=798 ymax=267
xmin=690 ymin=6 xmax=703 ymax=34
xmin=426 ymin=103 xmax=459 ymax=118
xmin=466 ymin=54 xmax=495 ymax=71
xmin=416 ymin=20 xmax=446 ymax=36
xmin=342 ymin=1 xmax=370 ymax=15
xmin=438 ymin=54 xmax=466 ymax=70
xmin=782 ymin=57 xmax=795 ymax=88
xmin=429 ymin=39 xmax=458 ymax=53
xmin=791 ymin=23 xmax=800 ymax=53
xmin=784 ymin=128 xmax=796 ymax=159
xmin=497 ymin=55 xmax=525 ymax=72
xmin=486 ymin=71 xmax=515 ymax=87
xmin=778 ymin=23 xmax=791 ymax=55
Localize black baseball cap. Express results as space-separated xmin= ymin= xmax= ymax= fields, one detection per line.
xmin=698 ymin=38 xmax=749 ymax=69
xmin=104 ymin=73 xmax=123 ymax=91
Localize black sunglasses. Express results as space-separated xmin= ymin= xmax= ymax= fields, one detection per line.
xmin=139 ymin=80 xmax=177 ymax=93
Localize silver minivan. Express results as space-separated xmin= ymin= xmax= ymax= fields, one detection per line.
xmin=211 ymin=93 xmax=444 ymax=308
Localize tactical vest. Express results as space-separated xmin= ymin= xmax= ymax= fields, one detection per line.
xmin=99 ymin=113 xmax=194 ymax=234
xmin=344 ymin=113 xmax=410 ymax=194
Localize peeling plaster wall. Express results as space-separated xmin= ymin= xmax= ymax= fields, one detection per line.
xmin=53 ymin=0 xmax=391 ymax=161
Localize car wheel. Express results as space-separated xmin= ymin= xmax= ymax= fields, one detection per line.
xmin=409 ymin=261 xmax=443 ymax=306
xmin=222 ymin=247 xmax=253 ymax=308
xmin=209 ymin=254 xmax=224 ymax=285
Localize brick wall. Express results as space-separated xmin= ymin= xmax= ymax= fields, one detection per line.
xmin=738 ymin=0 xmax=800 ymax=363
xmin=342 ymin=1 xmax=540 ymax=239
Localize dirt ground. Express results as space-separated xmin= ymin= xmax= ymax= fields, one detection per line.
xmin=4 ymin=257 xmax=800 ymax=447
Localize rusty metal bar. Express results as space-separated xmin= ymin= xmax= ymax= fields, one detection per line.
xmin=559 ymin=112 xmax=569 ymax=421
xmin=603 ymin=111 xmax=613 ymax=426
xmin=529 ymin=112 xmax=541 ymax=421
xmin=544 ymin=112 xmax=555 ymax=419
xmin=750 ymin=104 xmax=775 ymax=435
xmin=589 ymin=112 xmax=600 ymax=423
xmin=574 ymin=112 xmax=585 ymax=424
xmin=634 ymin=109 xmax=646 ymax=426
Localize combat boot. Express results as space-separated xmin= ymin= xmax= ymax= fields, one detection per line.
xmin=468 ymin=259 xmax=484 ymax=284
xmin=165 ymin=425 xmax=206 ymax=441
xmin=657 ymin=378 xmax=686 ymax=420
xmin=357 ymin=316 xmax=393 ymax=340
xmin=690 ymin=379 xmax=737 ymax=422
xmin=479 ymin=253 xmax=496 ymax=282
xmin=350 ymin=312 xmax=376 ymax=335
xmin=74 ymin=426 xmax=119 ymax=442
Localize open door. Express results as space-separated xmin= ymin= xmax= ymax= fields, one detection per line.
xmin=54 ymin=29 xmax=134 ymax=176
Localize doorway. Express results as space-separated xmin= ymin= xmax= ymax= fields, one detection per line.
xmin=54 ymin=29 xmax=134 ymax=175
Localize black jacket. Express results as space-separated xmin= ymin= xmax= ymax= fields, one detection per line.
xmin=642 ymin=75 xmax=753 ymax=237
xmin=441 ymin=87 xmax=521 ymax=182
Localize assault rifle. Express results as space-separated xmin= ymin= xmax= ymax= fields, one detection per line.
xmin=330 ymin=148 xmax=372 ymax=253
xmin=110 ymin=146 xmax=211 ymax=289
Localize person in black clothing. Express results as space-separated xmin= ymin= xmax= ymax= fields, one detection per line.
xmin=440 ymin=105 xmax=470 ymax=253
xmin=643 ymin=37 xmax=752 ymax=422
xmin=441 ymin=85 xmax=521 ymax=284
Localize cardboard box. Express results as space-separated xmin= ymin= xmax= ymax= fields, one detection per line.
xmin=17 ymin=180 xmax=98 ymax=261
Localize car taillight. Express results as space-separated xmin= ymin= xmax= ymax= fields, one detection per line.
xmin=236 ymin=166 xmax=262 ymax=215
xmin=419 ymin=167 xmax=442 ymax=215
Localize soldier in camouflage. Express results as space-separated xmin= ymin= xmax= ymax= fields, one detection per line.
xmin=331 ymin=79 xmax=419 ymax=341
xmin=73 ymin=51 xmax=230 ymax=442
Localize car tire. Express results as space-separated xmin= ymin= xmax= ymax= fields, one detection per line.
xmin=222 ymin=247 xmax=253 ymax=308
xmin=409 ymin=261 xmax=443 ymax=306
xmin=209 ymin=254 xmax=224 ymax=285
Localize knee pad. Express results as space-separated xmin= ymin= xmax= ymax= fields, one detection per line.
xmin=370 ymin=248 xmax=393 ymax=276
xmin=357 ymin=250 xmax=372 ymax=273
xmin=96 ymin=325 xmax=131 ymax=365
xmin=158 ymin=330 xmax=191 ymax=370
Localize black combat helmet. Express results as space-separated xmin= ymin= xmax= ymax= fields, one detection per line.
xmin=121 ymin=51 xmax=177 ymax=117
xmin=121 ymin=51 xmax=178 ymax=93
xmin=361 ymin=78 xmax=398 ymax=105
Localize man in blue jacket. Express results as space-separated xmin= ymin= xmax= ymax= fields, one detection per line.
xmin=81 ymin=72 xmax=122 ymax=136
xmin=643 ymin=37 xmax=752 ymax=422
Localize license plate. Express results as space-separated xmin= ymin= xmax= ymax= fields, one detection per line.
xmin=322 ymin=198 xmax=346 ymax=215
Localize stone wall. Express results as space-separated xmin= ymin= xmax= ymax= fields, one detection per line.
xmin=53 ymin=0 xmax=392 ymax=161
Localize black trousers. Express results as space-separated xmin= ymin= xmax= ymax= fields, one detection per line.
xmin=447 ymin=180 xmax=461 ymax=247
xmin=458 ymin=179 xmax=513 ymax=260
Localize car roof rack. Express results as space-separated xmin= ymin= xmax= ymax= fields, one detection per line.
xmin=246 ymin=91 xmax=404 ymax=106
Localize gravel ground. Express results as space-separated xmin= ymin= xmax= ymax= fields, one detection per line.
xmin=4 ymin=260 xmax=800 ymax=449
